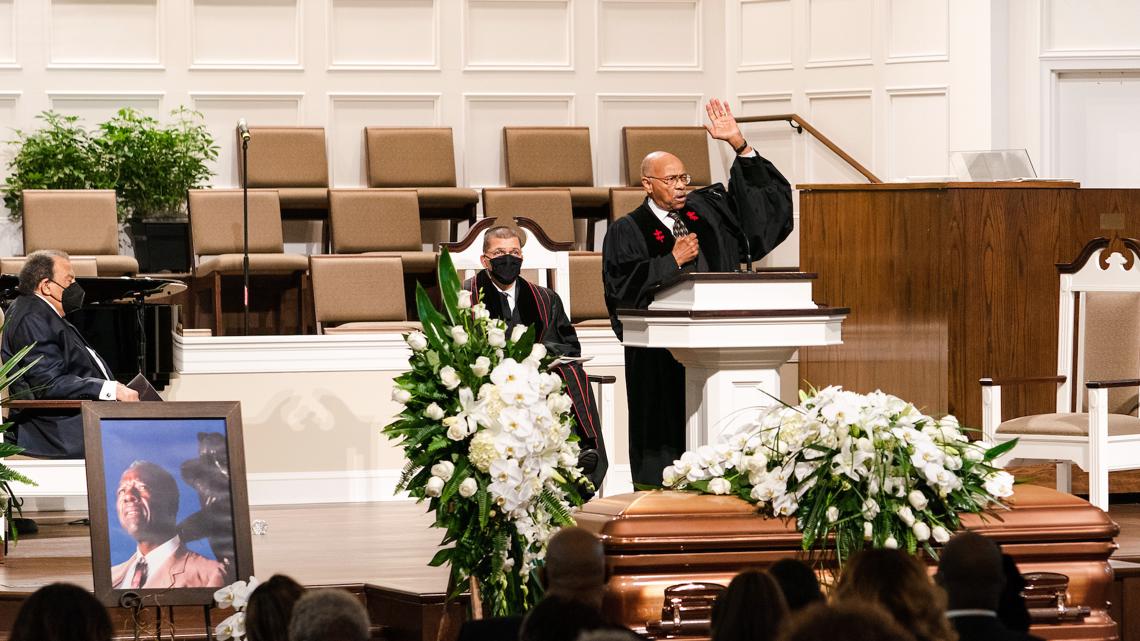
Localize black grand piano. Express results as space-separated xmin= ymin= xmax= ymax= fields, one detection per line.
xmin=0 ymin=275 xmax=184 ymax=390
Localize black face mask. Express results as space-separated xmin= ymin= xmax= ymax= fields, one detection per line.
xmin=488 ymin=255 xmax=523 ymax=285
xmin=50 ymin=280 xmax=85 ymax=315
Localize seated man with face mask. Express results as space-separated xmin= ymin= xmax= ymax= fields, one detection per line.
xmin=463 ymin=226 xmax=608 ymax=490
xmin=2 ymin=249 xmax=139 ymax=460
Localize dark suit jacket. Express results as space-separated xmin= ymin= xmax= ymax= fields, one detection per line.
xmin=950 ymin=614 xmax=1045 ymax=641
xmin=1 ymin=294 xmax=112 ymax=458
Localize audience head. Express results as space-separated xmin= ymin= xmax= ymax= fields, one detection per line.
xmin=246 ymin=574 xmax=306 ymax=641
xmin=835 ymin=548 xmax=954 ymax=641
xmin=288 ymin=588 xmax=370 ymax=641
xmin=542 ymin=527 xmax=606 ymax=608
xmin=935 ymin=530 xmax=1006 ymax=612
xmin=711 ymin=570 xmax=788 ymax=641
xmin=996 ymin=553 xmax=1032 ymax=632
xmin=19 ymin=249 xmax=76 ymax=315
xmin=519 ymin=594 xmax=605 ymax=641
xmin=768 ymin=558 xmax=824 ymax=612
xmin=9 ymin=582 xmax=113 ymax=641
xmin=779 ymin=602 xmax=916 ymax=641
xmin=578 ymin=630 xmax=643 ymax=641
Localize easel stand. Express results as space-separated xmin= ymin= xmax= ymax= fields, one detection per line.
xmin=118 ymin=593 xmax=214 ymax=641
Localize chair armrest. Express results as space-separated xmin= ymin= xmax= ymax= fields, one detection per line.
xmin=979 ymin=376 xmax=1066 ymax=387
xmin=1086 ymin=378 xmax=1140 ymax=389
xmin=587 ymin=374 xmax=617 ymax=385
xmin=2 ymin=399 xmax=84 ymax=410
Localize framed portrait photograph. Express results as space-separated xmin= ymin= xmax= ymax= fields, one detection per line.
xmin=83 ymin=401 xmax=254 ymax=606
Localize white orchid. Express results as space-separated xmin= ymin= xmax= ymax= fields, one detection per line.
xmin=215 ymin=612 xmax=245 ymax=641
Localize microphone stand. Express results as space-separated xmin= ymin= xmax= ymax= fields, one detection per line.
xmin=241 ymin=132 xmax=250 ymax=336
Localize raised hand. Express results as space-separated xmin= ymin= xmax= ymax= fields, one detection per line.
xmin=704 ymin=98 xmax=748 ymax=153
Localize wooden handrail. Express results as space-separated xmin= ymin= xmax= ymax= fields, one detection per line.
xmin=736 ymin=113 xmax=882 ymax=184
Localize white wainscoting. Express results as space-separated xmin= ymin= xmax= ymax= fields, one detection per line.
xmin=327 ymin=0 xmax=439 ymax=70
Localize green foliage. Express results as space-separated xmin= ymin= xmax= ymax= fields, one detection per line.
xmin=3 ymin=107 xmax=218 ymax=222
xmin=0 ymin=340 xmax=43 ymax=529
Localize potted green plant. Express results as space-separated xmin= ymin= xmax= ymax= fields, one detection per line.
xmin=0 ymin=343 xmax=41 ymax=553
xmin=95 ymin=107 xmax=218 ymax=273
xmin=2 ymin=111 xmax=112 ymax=221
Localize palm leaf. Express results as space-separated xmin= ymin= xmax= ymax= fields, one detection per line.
xmin=437 ymin=248 xmax=462 ymax=325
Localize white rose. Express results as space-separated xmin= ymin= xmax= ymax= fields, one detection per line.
xmin=457 ymin=290 xmax=472 ymax=309
xmin=405 ymin=331 xmax=428 ymax=351
xmin=425 ymin=476 xmax=445 ymax=497
xmin=707 ymin=477 xmax=731 ymax=495
xmin=931 ymin=525 xmax=951 ymax=543
xmin=458 ymin=477 xmax=478 ymax=498
xmin=884 ymin=535 xmax=899 ymax=549
xmin=896 ymin=505 xmax=915 ymax=526
xmin=446 ymin=421 xmax=467 ymax=441
xmin=913 ymin=521 xmax=931 ymax=541
xmin=450 ymin=326 xmax=469 ymax=346
xmin=826 ymin=506 xmax=839 ymax=523
xmin=472 ymin=303 xmax=490 ymax=321
xmin=529 ymin=344 xmax=547 ymax=361
xmin=440 ymin=366 xmax=461 ymax=390
xmin=471 ymin=356 xmax=491 ymax=378
xmin=963 ymin=445 xmax=985 ymax=462
xmin=488 ymin=327 xmax=507 ymax=348
xmin=510 ymin=324 xmax=527 ymax=343
xmin=863 ymin=521 xmax=874 ymax=540
xmin=908 ymin=489 xmax=929 ymax=511
xmin=391 ymin=387 xmax=411 ymax=404
xmin=424 ymin=403 xmax=445 ymax=421
xmin=431 ymin=461 xmax=455 ymax=481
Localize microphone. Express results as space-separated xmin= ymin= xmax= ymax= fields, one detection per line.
xmin=237 ymin=118 xmax=250 ymax=142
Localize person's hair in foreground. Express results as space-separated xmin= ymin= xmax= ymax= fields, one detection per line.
xmin=519 ymin=594 xmax=605 ymax=641
xmin=288 ymin=588 xmax=370 ymax=641
xmin=9 ymin=582 xmax=113 ymax=641
xmin=778 ymin=602 xmax=917 ymax=641
xmin=768 ymin=558 xmax=825 ymax=612
xmin=834 ymin=549 xmax=955 ymax=641
xmin=711 ymin=569 xmax=789 ymax=641
xmin=246 ymin=574 xmax=306 ymax=641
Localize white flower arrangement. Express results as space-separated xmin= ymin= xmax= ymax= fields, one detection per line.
xmin=212 ymin=577 xmax=261 ymax=641
xmin=664 ymin=386 xmax=1017 ymax=562
xmin=384 ymin=249 xmax=590 ymax=616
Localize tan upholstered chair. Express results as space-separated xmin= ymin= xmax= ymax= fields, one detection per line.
xmin=328 ymin=189 xmax=437 ymax=275
xmin=187 ymin=189 xmax=309 ymax=336
xmin=622 ymin=126 xmax=712 ymax=187
xmin=365 ymin=127 xmax=478 ymax=240
xmin=609 ymin=187 xmax=647 ymax=223
xmin=22 ymin=190 xmax=139 ymax=276
xmin=504 ymin=127 xmax=609 ymax=248
xmin=1 ymin=256 xmax=97 ymax=277
xmin=981 ymin=237 xmax=1140 ymax=510
xmin=481 ymin=188 xmax=577 ymax=247
xmin=310 ymin=255 xmax=420 ymax=334
xmin=568 ymin=253 xmax=610 ymax=328
xmin=240 ymin=127 xmax=330 ymax=212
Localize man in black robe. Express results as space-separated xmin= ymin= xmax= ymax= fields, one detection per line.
xmin=463 ymin=225 xmax=608 ymax=490
xmin=602 ymin=98 xmax=794 ymax=486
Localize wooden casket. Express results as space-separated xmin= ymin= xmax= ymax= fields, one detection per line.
xmin=576 ymin=485 xmax=1119 ymax=641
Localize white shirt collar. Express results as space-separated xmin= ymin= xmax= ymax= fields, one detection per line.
xmin=492 ymin=281 xmax=516 ymax=309
xmin=646 ymin=197 xmax=673 ymax=229
xmin=33 ymin=292 xmax=63 ymax=317
xmin=117 ymin=535 xmax=181 ymax=588
xmin=945 ymin=609 xmax=998 ymax=619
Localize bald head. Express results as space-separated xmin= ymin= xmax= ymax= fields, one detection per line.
xmin=543 ymin=527 xmax=605 ymax=605
xmin=640 ymin=151 xmax=682 ymax=178
xmin=936 ymin=531 xmax=1005 ymax=610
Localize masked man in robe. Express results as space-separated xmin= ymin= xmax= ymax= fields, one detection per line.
xmin=464 ymin=225 xmax=607 ymax=490
xmin=602 ymin=98 xmax=794 ymax=486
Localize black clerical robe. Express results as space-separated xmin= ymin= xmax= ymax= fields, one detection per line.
xmin=463 ymin=271 xmax=607 ymax=489
xmin=602 ymin=153 xmax=793 ymax=486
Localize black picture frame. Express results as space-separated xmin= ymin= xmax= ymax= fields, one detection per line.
xmin=83 ymin=401 xmax=254 ymax=607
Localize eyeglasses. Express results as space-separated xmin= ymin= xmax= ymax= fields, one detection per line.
xmin=485 ymin=249 xmax=522 ymax=259
xmin=644 ymin=174 xmax=692 ymax=187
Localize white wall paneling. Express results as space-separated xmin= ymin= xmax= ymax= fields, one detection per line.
xmin=1041 ymin=0 xmax=1140 ymax=58
xmin=48 ymin=0 xmax=162 ymax=68
xmin=0 ymin=0 xmax=16 ymax=67
xmin=805 ymin=0 xmax=872 ymax=68
xmin=464 ymin=0 xmax=573 ymax=70
xmin=886 ymin=87 xmax=949 ymax=180
xmin=328 ymin=93 xmax=441 ymax=187
xmin=0 ymin=92 xmax=19 ymax=183
xmin=463 ymin=94 xmax=574 ymax=188
xmin=737 ymin=0 xmax=793 ymax=71
xmin=886 ymin=0 xmax=948 ymax=64
xmin=327 ymin=0 xmax=438 ymax=70
xmin=47 ymin=91 xmax=164 ymax=123
xmin=595 ymin=94 xmax=704 ymax=186
xmin=805 ymin=90 xmax=873 ymax=182
xmin=1053 ymin=70 xmax=1140 ymax=187
xmin=738 ymin=93 xmax=799 ymax=268
xmin=597 ymin=0 xmax=701 ymax=71
xmin=190 ymin=93 xmax=304 ymax=187
xmin=190 ymin=0 xmax=301 ymax=69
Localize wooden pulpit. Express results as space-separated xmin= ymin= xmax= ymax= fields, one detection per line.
xmin=617 ymin=272 xmax=847 ymax=448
